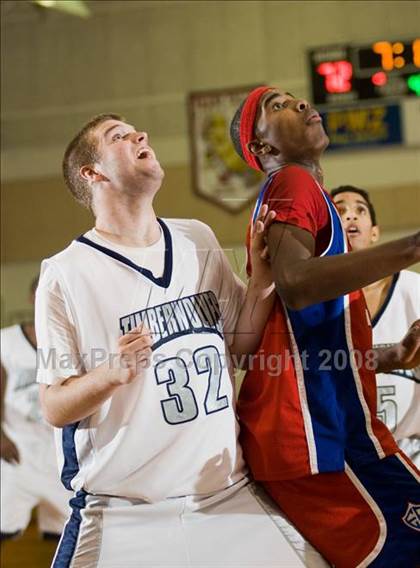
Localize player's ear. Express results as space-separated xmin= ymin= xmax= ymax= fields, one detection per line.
xmin=371 ymin=225 xmax=380 ymax=243
xmin=248 ymin=140 xmax=272 ymax=157
xmin=80 ymin=165 xmax=108 ymax=183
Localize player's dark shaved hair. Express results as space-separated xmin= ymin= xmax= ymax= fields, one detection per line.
xmin=63 ymin=113 xmax=124 ymax=210
xmin=330 ymin=185 xmax=377 ymax=226
xmin=229 ymin=100 xmax=246 ymax=161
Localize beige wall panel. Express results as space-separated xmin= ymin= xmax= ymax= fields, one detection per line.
xmin=322 ymin=147 xmax=420 ymax=191
xmin=185 ymin=2 xmax=265 ymax=89
xmin=369 ymin=185 xmax=420 ymax=230
xmin=1 ymin=178 xmax=92 ymax=262
xmin=0 ymin=261 xmax=40 ymax=327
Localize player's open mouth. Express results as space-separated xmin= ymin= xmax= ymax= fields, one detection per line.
xmin=137 ymin=149 xmax=151 ymax=159
xmin=346 ymin=225 xmax=360 ymax=236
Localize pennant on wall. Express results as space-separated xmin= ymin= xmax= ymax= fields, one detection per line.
xmin=188 ymin=85 xmax=263 ymax=214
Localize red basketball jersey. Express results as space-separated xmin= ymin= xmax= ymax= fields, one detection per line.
xmin=238 ymin=165 xmax=398 ymax=480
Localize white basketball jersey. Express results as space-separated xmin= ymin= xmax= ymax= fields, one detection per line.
xmin=1 ymin=324 xmax=42 ymax=423
xmin=36 ymin=219 xmax=247 ymax=502
xmin=372 ymin=270 xmax=420 ymax=442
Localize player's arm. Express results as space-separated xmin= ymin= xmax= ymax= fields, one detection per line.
xmin=230 ymin=205 xmax=276 ymax=364
xmin=374 ymin=319 xmax=420 ymax=373
xmin=267 ymin=223 xmax=420 ymax=311
xmin=0 ymin=363 xmax=20 ymax=464
xmin=40 ymin=327 xmax=152 ymax=428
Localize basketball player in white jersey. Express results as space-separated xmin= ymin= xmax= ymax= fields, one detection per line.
xmin=331 ymin=186 xmax=420 ymax=466
xmin=35 ymin=113 xmax=327 ymax=568
xmin=1 ymin=277 xmax=71 ymax=541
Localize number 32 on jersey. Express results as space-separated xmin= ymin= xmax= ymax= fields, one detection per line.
xmin=155 ymin=345 xmax=229 ymax=425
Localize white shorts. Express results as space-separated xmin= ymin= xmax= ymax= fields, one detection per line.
xmin=52 ymin=481 xmax=328 ymax=568
xmin=1 ymin=417 xmax=71 ymax=536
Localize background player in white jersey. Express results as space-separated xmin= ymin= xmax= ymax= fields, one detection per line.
xmin=331 ymin=186 xmax=420 ymax=466
xmin=1 ymin=277 xmax=71 ymax=541
xmin=36 ymin=113 xmax=326 ymax=567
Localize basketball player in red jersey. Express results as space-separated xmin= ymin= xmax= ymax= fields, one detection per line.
xmin=230 ymin=86 xmax=420 ymax=568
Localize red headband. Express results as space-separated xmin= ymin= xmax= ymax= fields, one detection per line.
xmin=239 ymin=86 xmax=273 ymax=171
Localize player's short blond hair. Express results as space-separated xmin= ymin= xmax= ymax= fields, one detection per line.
xmin=62 ymin=113 xmax=124 ymax=209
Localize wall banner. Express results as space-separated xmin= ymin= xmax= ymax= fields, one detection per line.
xmin=188 ymin=85 xmax=263 ymax=213
xmin=321 ymin=102 xmax=403 ymax=151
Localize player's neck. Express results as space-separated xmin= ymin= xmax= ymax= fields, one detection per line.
xmin=294 ymin=160 xmax=324 ymax=185
xmin=94 ymin=199 xmax=161 ymax=248
xmin=269 ymin=159 xmax=324 ymax=185
xmin=363 ymin=275 xmax=394 ymax=321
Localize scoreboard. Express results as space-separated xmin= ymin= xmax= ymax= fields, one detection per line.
xmin=308 ymin=39 xmax=420 ymax=105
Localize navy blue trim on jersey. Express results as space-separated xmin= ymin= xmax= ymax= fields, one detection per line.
xmin=61 ymin=422 xmax=81 ymax=491
xmin=371 ymin=273 xmax=400 ymax=328
xmin=52 ymin=490 xmax=87 ymax=568
xmin=76 ymin=218 xmax=173 ymax=289
xmin=387 ymin=370 xmax=420 ymax=384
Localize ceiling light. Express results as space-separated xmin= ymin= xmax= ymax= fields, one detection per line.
xmin=32 ymin=0 xmax=91 ymax=18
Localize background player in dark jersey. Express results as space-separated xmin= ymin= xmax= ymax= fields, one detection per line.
xmin=230 ymin=86 xmax=420 ymax=568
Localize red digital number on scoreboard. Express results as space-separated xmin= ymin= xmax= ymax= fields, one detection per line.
xmin=316 ymin=60 xmax=353 ymax=94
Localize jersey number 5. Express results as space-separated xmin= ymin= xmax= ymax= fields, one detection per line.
xmin=155 ymin=345 xmax=229 ymax=425
xmin=377 ymin=385 xmax=397 ymax=432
